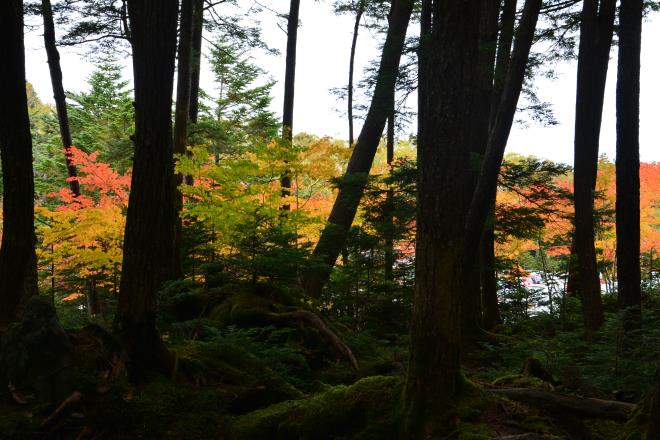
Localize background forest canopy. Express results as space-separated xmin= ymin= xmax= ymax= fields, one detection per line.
xmin=1 ymin=0 xmax=660 ymax=439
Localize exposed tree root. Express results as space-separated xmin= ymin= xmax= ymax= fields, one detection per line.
xmin=267 ymin=309 xmax=360 ymax=370
xmin=489 ymin=387 xmax=635 ymax=420
xmin=41 ymin=391 xmax=83 ymax=427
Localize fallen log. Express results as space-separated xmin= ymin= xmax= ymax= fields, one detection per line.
xmin=267 ymin=310 xmax=359 ymax=371
xmin=489 ymin=388 xmax=635 ymax=420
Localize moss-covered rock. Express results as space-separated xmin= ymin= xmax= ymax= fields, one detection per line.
xmin=229 ymin=375 xmax=402 ymax=440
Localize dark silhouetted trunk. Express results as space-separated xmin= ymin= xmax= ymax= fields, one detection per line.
xmin=189 ymin=0 xmax=203 ymax=125
xmin=616 ymin=0 xmax=642 ymax=332
xmin=462 ymin=0 xmax=541 ymax=276
xmin=480 ymin=0 xmax=516 ymax=331
xmin=348 ymin=0 xmax=366 ymax=147
xmin=281 ymin=0 xmax=300 ymax=210
xmin=573 ymin=0 xmax=616 ymax=337
xmin=384 ymin=108 xmax=395 ymax=282
xmin=481 ymin=203 xmax=500 ymax=330
xmin=115 ymin=0 xmax=179 ymax=376
xmin=303 ymin=0 xmax=413 ymax=299
xmin=402 ymin=0 xmax=483 ymax=436
xmin=41 ymin=0 xmax=80 ymax=197
xmin=172 ymin=0 xmax=196 ymax=276
xmin=173 ymin=0 xmax=195 ymax=162
xmin=0 ymin=0 xmax=39 ymax=324
xmin=462 ymin=0 xmax=500 ymax=346
xmin=185 ymin=0 xmax=203 ymax=186
xmin=491 ymin=0 xmax=517 ymax=119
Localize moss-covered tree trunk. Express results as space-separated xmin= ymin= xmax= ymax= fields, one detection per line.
xmin=573 ymin=0 xmax=616 ymax=337
xmin=615 ymin=0 xmax=643 ymax=332
xmin=303 ymin=0 xmax=414 ymax=299
xmin=115 ymin=0 xmax=179 ymax=376
xmin=0 ymin=0 xmax=39 ymax=324
xmin=402 ymin=0 xmax=482 ymax=436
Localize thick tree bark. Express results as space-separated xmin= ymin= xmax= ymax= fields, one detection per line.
xmin=41 ymin=0 xmax=80 ymax=197
xmin=0 ymin=0 xmax=39 ymax=324
xmin=303 ymin=0 xmax=413 ymax=299
xmin=463 ymin=0 xmax=500 ymax=346
xmin=348 ymin=0 xmax=366 ymax=147
xmin=615 ymin=0 xmax=642 ymax=332
xmin=401 ymin=0 xmax=483 ymax=436
xmin=572 ymin=0 xmax=616 ymax=337
xmin=115 ymin=0 xmax=179 ymax=376
xmin=281 ymin=0 xmax=301 ymax=210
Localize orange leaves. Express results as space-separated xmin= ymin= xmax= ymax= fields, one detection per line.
xmin=48 ymin=146 xmax=131 ymax=210
xmin=38 ymin=148 xmax=128 ymax=293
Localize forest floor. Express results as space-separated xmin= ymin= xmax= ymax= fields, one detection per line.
xmin=1 ymin=282 xmax=656 ymax=439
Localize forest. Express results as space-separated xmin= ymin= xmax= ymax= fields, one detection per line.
xmin=0 ymin=0 xmax=659 ymax=438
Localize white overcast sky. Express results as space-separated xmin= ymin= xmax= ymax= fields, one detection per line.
xmin=23 ymin=1 xmax=660 ymax=165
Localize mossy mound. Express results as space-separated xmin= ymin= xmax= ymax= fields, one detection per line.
xmin=208 ymin=283 xmax=300 ymax=327
xmin=229 ymin=375 xmax=402 ymax=440
xmin=175 ymin=338 xmax=303 ymax=413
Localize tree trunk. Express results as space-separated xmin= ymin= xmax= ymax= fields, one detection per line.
xmin=114 ymin=0 xmax=179 ymax=377
xmin=188 ymin=0 xmax=203 ymax=125
xmin=348 ymin=0 xmax=366 ymax=147
xmin=185 ymin=0 xmax=203 ymax=186
xmin=481 ymin=203 xmax=501 ymax=330
xmin=0 ymin=0 xmax=39 ymax=324
xmin=491 ymin=0 xmax=517 ymax=122
xmin=41 ymin=0 xmax=80 ymax=197
xmin=462 ymin=0 xmax=500 ymax=346
xmin=480 ymin=0 xmax=516 ymax=332
xmin=281 ymin=0 xmax=301 ymax=210
xmin=573 ymin=0 xmax=616 ymax=338
xmin=384 ymin=108 xmax=395 ymax=282
xmin=173 ymin=0 xmax=195 ymax=165
xmin=303 ymin=0 xmax=413 ymax=299
xmin=172 ymin=0 xmax=196 ymax=278
xmin=462 ymin=0 xmax=542 ymax=276
xmin=615 ymin=0 xmax=642 ymax=332
xmin=401 ymin=0 xmax=483 ymax=436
